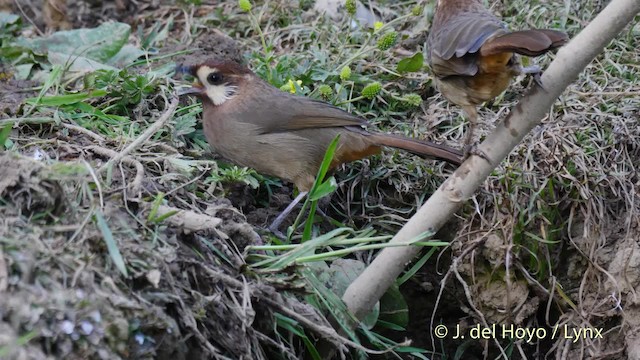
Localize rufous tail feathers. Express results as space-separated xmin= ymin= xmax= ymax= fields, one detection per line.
xmin=371 ymin=134 xmax=463 ymax=165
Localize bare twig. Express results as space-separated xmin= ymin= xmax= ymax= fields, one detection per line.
xmin=89 ymin=145 xmax=145 ymax=193
xmin=97 ymin=97 xmax=179 ymax=174
xmin=141 ymin=202 xmax=222 ymax=232
xmin=62 ymin=123 xmax=106 ymax=143
xmin=341 ymin=0 xmax=640 ymax=335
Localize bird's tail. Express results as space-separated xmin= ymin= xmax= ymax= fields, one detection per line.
xmin=480 ymin=29 xmax=569 ymax=57
xmin=370 ymin=133 xmax=463 ymax=166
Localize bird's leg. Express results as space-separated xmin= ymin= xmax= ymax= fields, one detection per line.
xmin=268 ymin=191 xmax=308 ymax=239
xmin=517 ymin=64 xmax=544 ymax=88
xmin=462 ymin=105 xmax=478 ymax=149
xmin=462 ymin=105 xmax=491 ymax=162
xmin=519 ymin=64 xmax=542 ymax=74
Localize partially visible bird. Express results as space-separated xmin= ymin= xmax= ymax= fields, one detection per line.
xmin=427 ymin=0 xmax=568 ymax=151
xmin=176 ymin=60 xmax=463 ymax=237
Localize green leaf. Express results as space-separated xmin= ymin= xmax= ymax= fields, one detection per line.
xmin=15 ymin=22 xmax=144 ymax=69
xmin=25 ymin=89 xmax=107 ymax=106
xmin=397 ymin=246 xmax=439 ymax=285
xmin=298 ymin=134 xmax=341 ymax=241
xmin=14 ymin=63 xmax=33 ymax=79
xmin=0 ymin=12 xmax=20 ymax=29
xmin=147 ymin=192 xmax=165 ymax=223
xmin=17 ymin=22 xmax=129 ymax=61
xmin=94 ymin=210 xmax=129 ymax=277
xmin=397 ymin=52 xmax=424 ymax=73
xmin=308 ymin=176 xmax=337 ymax=201
xmin=378 ymin=283 xmax=409 ymax=328
xmin=0 ymin=125 xmax=11 ymax=150
xmin=308 ymin=259 xmax=379 ymax=328
xmin=48 ymin=52 xmax=117 ymax=72
xmin=274 ymin=313 xmax=322 ymax=360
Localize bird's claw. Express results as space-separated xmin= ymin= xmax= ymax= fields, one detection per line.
xmin=520 ymin=65 xmax=545 ymax=89
xmin=532 ymin=72 xmax=544 ymax=89
xmin=464 ymin=143 xmax=492 ymax=164
xmin=266 ymin=225 xmax=287 ymax=241
xmin=520 ymin=65 xmax=542 ymax=75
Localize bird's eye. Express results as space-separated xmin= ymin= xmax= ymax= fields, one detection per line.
xmin=207 ymin=72 xmax=223 ymax=85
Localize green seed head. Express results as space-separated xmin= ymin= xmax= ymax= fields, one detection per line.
xmin=340 ymin=66 xmax=352 ymax=81
xmin=239 ymin=0 xmax=252 ymax=12
xmin=345 ymin=0 xmax=357 ymax=16
xmin=376 ymin=32 xmax=398 ymax=51
xmin=318 ymin=84 xmax=332 ymax=98
xmin=411 ymin=5 xmax=423 ymax=16
xmin=402 ymin=93 xmax=423 ymax=107
xmin=362 ymin=82 xmax=382 ymax=99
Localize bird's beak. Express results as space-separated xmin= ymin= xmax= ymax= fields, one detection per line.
xmin=175 ymin=64 xmax=196 ymax=76
xmin=175 ymin=64 xmax=204 ymax=96
xmin=176 ymin=83 xmax=205 ymax=96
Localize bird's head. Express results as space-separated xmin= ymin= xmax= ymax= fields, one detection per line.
xmin=176 ymin=60 xmax=251 ymax=106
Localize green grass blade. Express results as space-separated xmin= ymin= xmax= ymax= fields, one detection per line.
xmin=94 ymin=210 xmax=129 ymax=277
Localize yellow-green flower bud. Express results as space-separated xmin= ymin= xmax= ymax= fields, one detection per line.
xmin=361 ymin=82 xmax=382 ymax=99
xmin=376 ymin=31 xmax=398 ymax=51
xmin=373 ymin=21 xmax=383 ymax=31
xmin=280 ymin=79 xmax=303 ymax=93
xmin=239 ymin=0 xmax=252 ymax=12
xmin=340 ymin=66 xmax=352 ymax=81
xmin=411 ymin=5 xmax=423 ymax=16
xmin=318 ymin=84 xmax=332 ymax=98
xmin=402 ymin=93 xmax=422 ymax=107
xmin=345 ymin=0 xmax=356 ymax=16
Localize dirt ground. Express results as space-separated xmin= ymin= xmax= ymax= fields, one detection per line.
xmin=1 ymin=0 xmax=639 ymax=359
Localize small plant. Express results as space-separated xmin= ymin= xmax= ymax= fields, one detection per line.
xmin=206 ymin=165 xmax=261 ymax=189
xmin=238 ymin=0 xmax=270 ymax=58
xmin=88 ymin=69 xmax=158 ymax=114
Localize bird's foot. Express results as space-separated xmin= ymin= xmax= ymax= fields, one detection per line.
xmin=464 ymin=143 xmax=492 ymax=164
xmin=266 ymin=223 xmax=287 ymax=241
xmin=520 ymin=65 xmax=545 ymax=89
xmin=532 ymin=72 xmax=544 ymax=89
xmin=520 ymin=65 xmax=542 ymax=75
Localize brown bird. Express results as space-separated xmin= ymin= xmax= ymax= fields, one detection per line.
xmin=427 ymin=0 xmax=568 ymax=150
xmin=176 ymin=60 xmax=463 ymax=237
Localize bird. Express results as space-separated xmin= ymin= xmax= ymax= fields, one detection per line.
xmin=176 ymin=59 xmax=464 ymax=237
xmin=427 ymin=0 xmax=568 ymax=152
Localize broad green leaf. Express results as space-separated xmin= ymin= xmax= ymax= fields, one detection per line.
xmin=16 ymin=22 xmax=130 ymax=62
xmin=14 ymin=63 xmax=33 ymax=79
xmin=108 ymin=44 xmax=146 ymax=68
xmin=14 ymin=22 xmax=144 ymax=70
xmin=378 ymin=283 xmax=409 ymax=328
xmin=48 ymin=52 xmax=117 ymax=72
xmin=0 ymin=12 xmax=20 ymax=29
xmin=397 ymin=52 xmax=424 ymax=73
xmin=307 ymin=259 xmax=379 ymax=328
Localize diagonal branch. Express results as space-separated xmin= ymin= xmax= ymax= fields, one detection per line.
xmin=342 ymin=0 xmax=640 ymax=322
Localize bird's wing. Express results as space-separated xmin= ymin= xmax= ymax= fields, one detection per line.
xmin=480 ymin=29 xmax=569 ymax=56
xmin=247 ymin=91 xmax=369 ymax=134
xmin=428 ymin=11 xmax=506 ymax=77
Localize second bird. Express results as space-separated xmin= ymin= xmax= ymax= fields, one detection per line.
xmin=177 ymin=60 xmax=463 ymax=236
xmin=427 ymin=0 xmax=568 ymax=149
